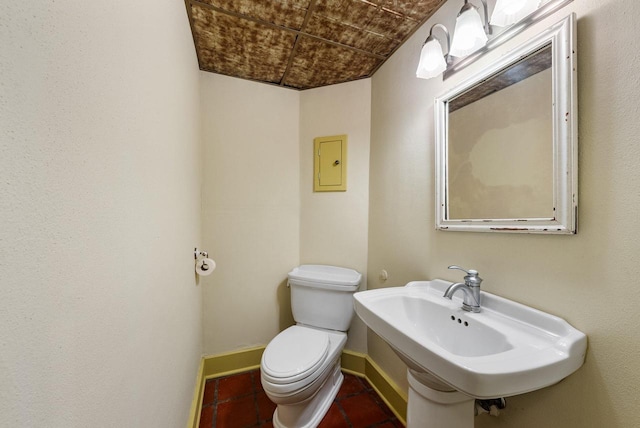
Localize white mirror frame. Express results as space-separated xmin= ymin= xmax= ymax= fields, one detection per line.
xmin=435 ymin=13 xmax=577 ymax=234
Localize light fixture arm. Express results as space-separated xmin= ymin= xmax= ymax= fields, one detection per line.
xmin=460 ymin=0 xmax=492 ymax=36
xmin=425 ymin=23 xmax=451 ymax=60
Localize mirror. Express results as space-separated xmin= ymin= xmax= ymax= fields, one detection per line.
xmin=435 ymin=14 xmax=577 ymax=234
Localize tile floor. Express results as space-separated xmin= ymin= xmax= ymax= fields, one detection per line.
xmin=199 ymin=369 xmax=404 ymax=428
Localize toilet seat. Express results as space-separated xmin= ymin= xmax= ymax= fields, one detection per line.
xmin=260 ymin=325 xmax=349 ymax=425
xmin=262 ymin=326 xmax=329 ymax=388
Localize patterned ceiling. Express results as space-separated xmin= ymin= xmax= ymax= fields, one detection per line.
xmin=185 ymin=0 xmax=446 ymax=90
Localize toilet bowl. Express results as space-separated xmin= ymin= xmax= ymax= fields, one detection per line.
xmin=260 ymin=265 xmax=361 ymax=428
xmin=261 ymin=327 xmax=346 ymax=427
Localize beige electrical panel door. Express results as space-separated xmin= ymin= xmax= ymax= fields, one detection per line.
xmin=314 ymin=135 xmax=347 ymax=192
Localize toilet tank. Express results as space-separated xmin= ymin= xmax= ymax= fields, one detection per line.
xmin=288 ymin=265 xmax=362 ymax=331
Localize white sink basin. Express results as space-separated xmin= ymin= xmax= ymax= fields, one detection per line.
xmin=354 ymin=280 xmax=587 ymax=399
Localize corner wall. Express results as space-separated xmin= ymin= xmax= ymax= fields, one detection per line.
xmin=300 ymin=80 xmax=372 ymax=352
xmin=200 ymin=77 xmax=371 ymax=355
xmin=200 ymin=74 xmax=301 ymax=355
xmin=0 ymin=1 xmax=203 ymax=427
xmin=369 ymin=0 xmax=640 ymax=426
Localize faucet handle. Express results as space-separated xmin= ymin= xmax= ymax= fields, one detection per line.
xmin=448 ymin=265 xmax=478 ymax=275
xmin=448 ymin=265 xmax=482 ymax=286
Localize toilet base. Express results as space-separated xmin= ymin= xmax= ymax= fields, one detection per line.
xmin=272 ymin=361 xmax=343 ymax=428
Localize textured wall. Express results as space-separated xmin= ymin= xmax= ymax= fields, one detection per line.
xmin=0 ymin=1 xmax=202 ymax=427
xmin=199 ymin=77 xmax=371 ymax=355
xmin=200 ymin=73 xmax=301 ymax=355
xmin=369 ymin=0 xmax=640 ymax=426
xmin=299 ymin=80 xmax=372 ymax=353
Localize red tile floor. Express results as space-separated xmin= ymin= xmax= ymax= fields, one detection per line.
xmin=199 ymin=369 xmax=405 ymax=428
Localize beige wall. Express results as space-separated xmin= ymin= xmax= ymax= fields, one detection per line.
xmin=200 ymin=74 xmax=301 ymax=355
xmin=369 ymin=0 xmax=640 ymax=427
xmin=0 ymin=1 xmax=202 ymax=427
xmin=300 ymin=80 xmax=372 ymax=352
xmin=200 ymin=77 xmax=371 ymax=355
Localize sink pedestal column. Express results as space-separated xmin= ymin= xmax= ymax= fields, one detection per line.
xmin=406 ymin=370 xmax=474 ymax=428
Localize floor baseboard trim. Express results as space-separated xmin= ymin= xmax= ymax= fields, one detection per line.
xmin=341 ymin=349 xmax=408 ymax=425
xmin=187 ymin=346 xmax=408 ymax=427
xmin=186 ymin=357 xmax=205 ymax=428
xmin=202 ymin=346 xmax=265 ymax=379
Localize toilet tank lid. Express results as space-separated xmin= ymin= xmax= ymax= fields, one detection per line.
xmin=288 ymin=265 xmax=362 ymax=287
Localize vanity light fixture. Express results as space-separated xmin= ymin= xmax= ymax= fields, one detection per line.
xmin=416 ymin=0 xmax=571 ymax=79
xmin=491 ymin=0 xmax=541 ymax=27
xmin=416 ymin=24 xmax=451 ymax=79
xmin=449 ymin=0 xmax=491 ymax=58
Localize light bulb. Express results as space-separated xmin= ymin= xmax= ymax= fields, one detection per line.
xmin=491 ymin=0 xmax=540 ymax=27
xmin=416 ymin=38 xmax=447 ymax=79
xmin=450 ymin=7 xmax=488 ymax=57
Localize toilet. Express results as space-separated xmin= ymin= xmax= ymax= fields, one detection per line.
xmin=261 ymin=265 xmax=362 ymax=428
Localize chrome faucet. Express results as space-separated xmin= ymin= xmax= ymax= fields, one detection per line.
xmin=443 ymin=265 xmax=483 ymax=313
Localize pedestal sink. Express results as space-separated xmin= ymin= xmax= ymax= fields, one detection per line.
xmin=353 ymin=280 xmax=587 ymax=428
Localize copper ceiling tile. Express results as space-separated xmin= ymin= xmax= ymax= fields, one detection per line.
xmin=378 ymin=0 xmax=447 ymax=21
xmin=313 ymin=0 xmax=381 ymax=30
xmin=305 ymin=13 xmax=396 ymax=56
xmin=313 ymin=0 xmax=416 ymax=42
xmin=283 ymin=36 xmax=381 ymax=90
xmin=364 ymin=7 xmax=418 ymax=41
xmin=192 ymin=4 xmax=296 ymax=84
xmin=185 ymin=0 xmax=445 ymax=89
xmin=196 ymin=0 xmax=311 ymax=30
